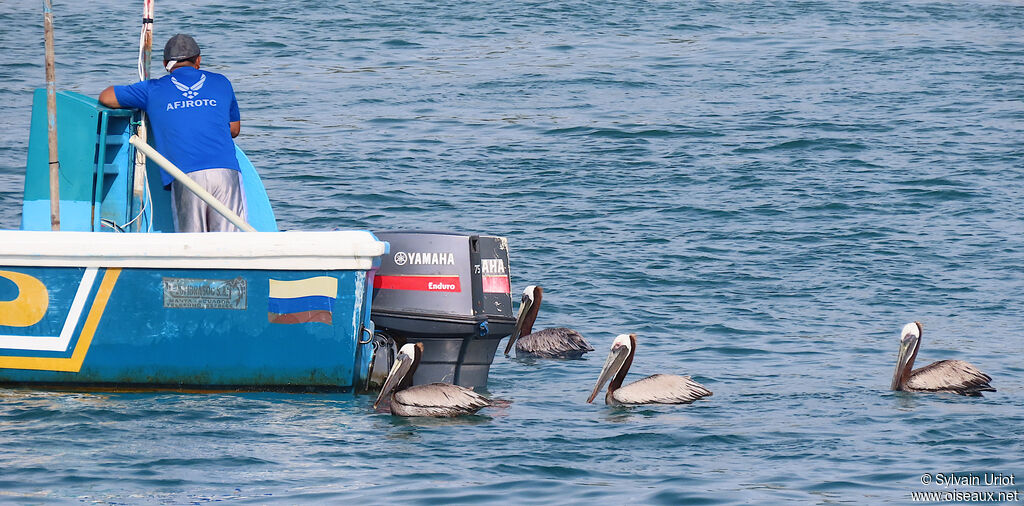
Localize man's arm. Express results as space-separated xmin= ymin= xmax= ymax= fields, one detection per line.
xmin=230 ymin=121 xmax=240 ymax=138
xmin=98 ymin=86 xmax=121 ymax=108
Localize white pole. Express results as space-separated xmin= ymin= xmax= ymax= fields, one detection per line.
xmin=128 ymin=135 xmax=256 ymax=232
xmin=131 ymin=0 xmax=154 ymax=231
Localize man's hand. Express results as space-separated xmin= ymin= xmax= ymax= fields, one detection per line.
xmin=98 ymin=86 xmax=121 ymax=108
xmin=230 ymin=121 xmax=240 ymax=138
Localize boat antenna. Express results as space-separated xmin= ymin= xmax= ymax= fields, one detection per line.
xmin=43 ymin=0 xmax=60 ymax=230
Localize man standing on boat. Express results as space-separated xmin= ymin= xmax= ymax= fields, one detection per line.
xmin=99 ymin=34 xmax=245 ymax=232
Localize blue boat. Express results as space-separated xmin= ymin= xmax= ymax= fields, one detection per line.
xmin=0 ymin=88 xmax=389 ymax=392
xmin=2 ymin=7 xmax=519 ymax=392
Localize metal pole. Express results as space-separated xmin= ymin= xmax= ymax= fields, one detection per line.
xmin=43 ymin=0 xmax=60 ymax=231
xmin=141 ymin=0 xmax=153 ymax=78
xmin=131 ymin=0 xmax=154 ymax=231
xmin=128 ymin=136 xmax=256 ymax=232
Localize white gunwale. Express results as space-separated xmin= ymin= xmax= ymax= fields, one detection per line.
xmin=0 ymin=230 xmax=386 ymax=270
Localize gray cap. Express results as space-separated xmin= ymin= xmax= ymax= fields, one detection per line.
xmin=163 ymin=34 xmax=200 ymax=62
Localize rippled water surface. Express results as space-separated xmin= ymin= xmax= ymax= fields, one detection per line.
xmin=1 ymin=0 xmax=1023 ymax=503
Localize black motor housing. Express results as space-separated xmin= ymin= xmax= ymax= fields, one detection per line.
xmin=370 ymin=231 xmax=515 ymax=389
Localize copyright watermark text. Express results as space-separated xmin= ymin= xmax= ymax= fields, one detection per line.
xmin=913 ymin=473 xmax=1020 ymax=502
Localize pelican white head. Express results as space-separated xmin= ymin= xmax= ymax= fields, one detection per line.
xmin=587 ymin=333 xmax=634 ymax=403
xmin=373 ymin=342 xmax=421 ymax=409
xmin=891 ymin=321 xmax=922 ymax=391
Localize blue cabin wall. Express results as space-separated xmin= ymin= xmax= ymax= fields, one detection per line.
xmin=22 ymin=90 xmax=135 ymax=231
xmin=237 ymin=147 xmax=278 ymax=232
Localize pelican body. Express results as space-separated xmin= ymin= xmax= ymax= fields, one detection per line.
xmin=587 ymin=333 xmax=712 ymax=406
xmin=891 ymin=322 xmax=995 ymax=396
xmin=505 ymin=285 xmax=593 ymax=359
xmin=373 ymin=343 xmax=491 ymax=417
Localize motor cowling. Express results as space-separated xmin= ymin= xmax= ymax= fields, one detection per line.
xmin=369 ymin=231 xmax=515 ymax=389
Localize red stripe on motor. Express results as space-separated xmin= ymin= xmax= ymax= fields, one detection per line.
xmin=373 ymin=275 xmax=462 ymax=292
xmin=482 ymin=275 xmax=510 ymax=294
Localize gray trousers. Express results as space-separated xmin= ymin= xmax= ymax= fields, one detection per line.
xmin=171 ymin=168 xmax=247 ymax=232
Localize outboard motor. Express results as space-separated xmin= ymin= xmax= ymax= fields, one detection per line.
xmin=369 ymin=231 xmax=515 ymax=389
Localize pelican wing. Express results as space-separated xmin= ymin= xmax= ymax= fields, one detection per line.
xmin=612 ymin=374 xmax=713 ymax=405
xmin=392 ymin=383 xmax=491 ymax=417
xmin=517 ymin=328 xmax=594 ymax=358
xmin=906 ymin=360 xmax=995 ymax=396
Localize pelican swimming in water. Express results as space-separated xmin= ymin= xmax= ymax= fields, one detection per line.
xmin=587 ymin=333 xmax=712 ymax=406
xmin=504 ymin=285 xmax=594 ymax=359
xmin=890 ymin=321 xmax=995 ymax=396
xmin=373 ymin=343 xmax=492 ymax=417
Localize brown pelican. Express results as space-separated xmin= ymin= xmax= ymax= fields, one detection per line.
xmin=587 ymin=333 xmax=712 ymax=406
xmin=891 ymin=321 xmax=995 ymax=396
xmin=504 ymin=285 xmax=594 ymax=359
xmin=373 ymin=342 xmax=491 ymax=417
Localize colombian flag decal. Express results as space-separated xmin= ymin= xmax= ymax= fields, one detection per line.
xmin=268 ymin=276 xmax=337 ymax=325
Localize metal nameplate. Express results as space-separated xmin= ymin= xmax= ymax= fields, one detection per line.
xmin=162 ymin=277 xmax=247 ymax=310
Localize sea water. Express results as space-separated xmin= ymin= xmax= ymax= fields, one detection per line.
xmin=0 ymin=0 xmax=1022 ymax=502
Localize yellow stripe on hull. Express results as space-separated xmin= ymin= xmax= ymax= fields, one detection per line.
xmin=0 ymin=268 xmax=120 ymax=372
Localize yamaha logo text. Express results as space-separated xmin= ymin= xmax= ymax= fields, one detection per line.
xmin=393 ymin=251 xmax=456 ymax=266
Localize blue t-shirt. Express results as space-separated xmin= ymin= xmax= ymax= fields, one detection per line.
xmin=114 ymin=67 xmax=241 ymax=187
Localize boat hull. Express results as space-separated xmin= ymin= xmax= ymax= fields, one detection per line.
xmin=0 ymin=231 xmax=386 ymax=391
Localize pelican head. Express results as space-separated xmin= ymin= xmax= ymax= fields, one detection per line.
xmin=587 ymin=333 xmax=634 ymax=403
xmin=373 ymin=342 xmax=422 ymax=409
xmin=891 ymin=321 xmax=922 ymax=391
xmin=505 ymin=285 xmax=540 ymax=355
